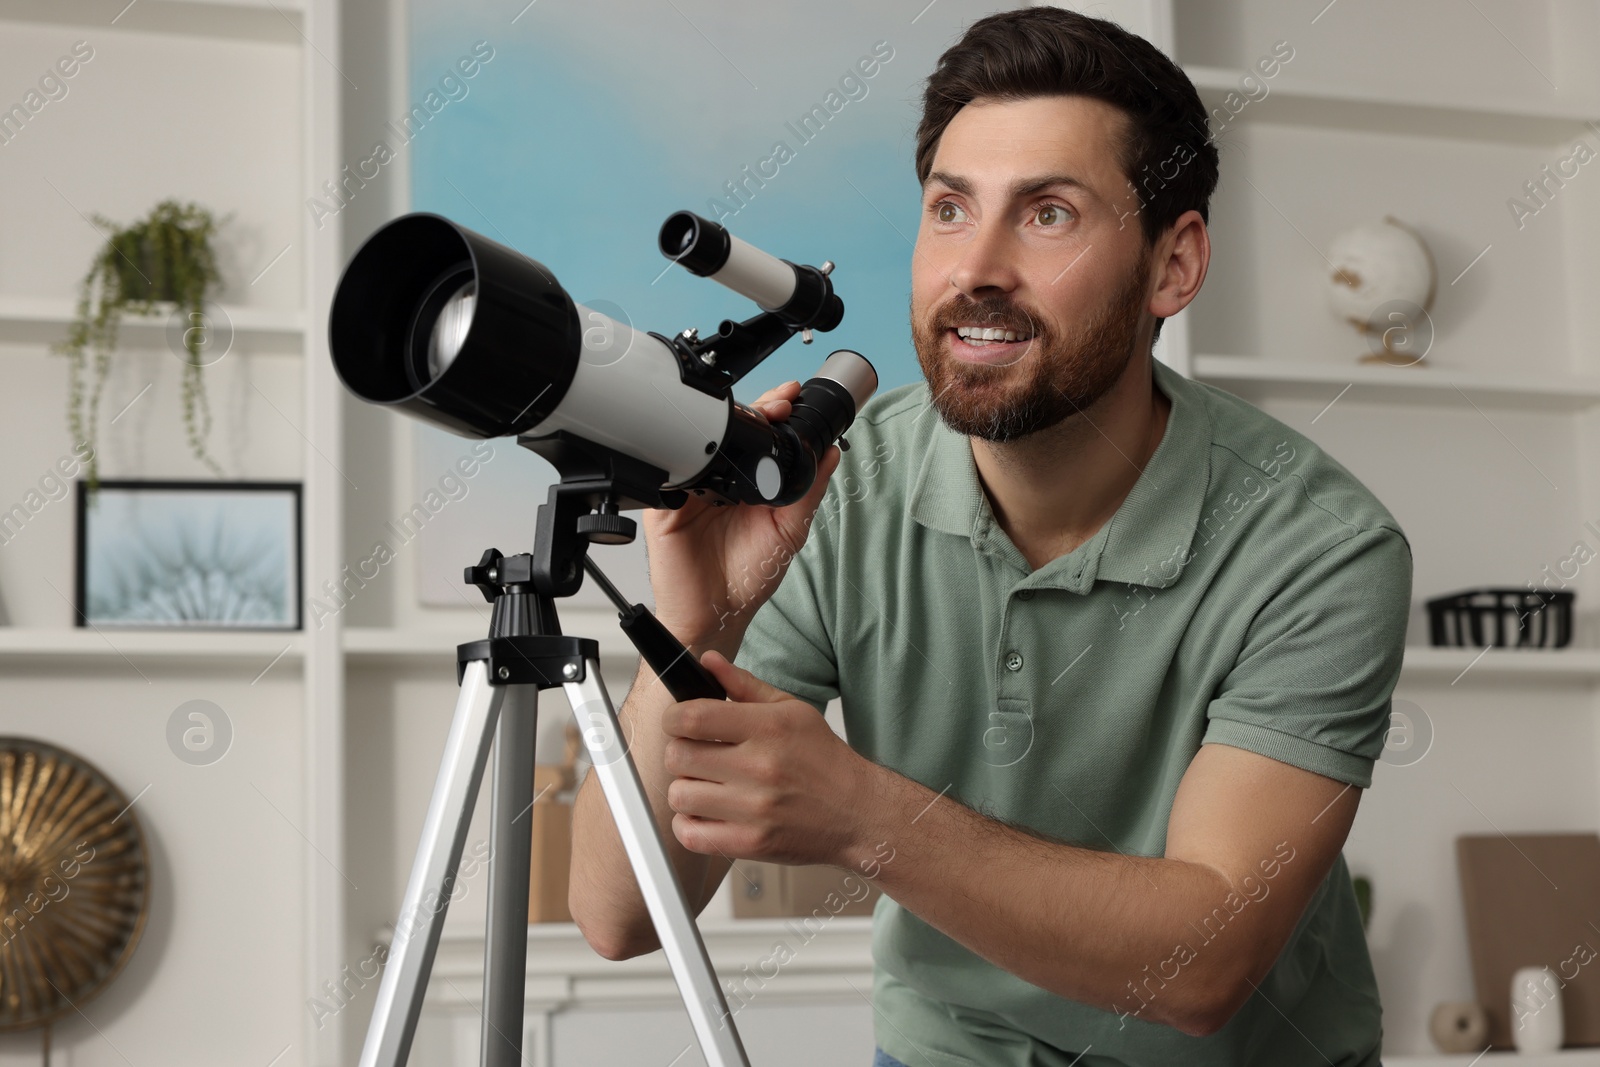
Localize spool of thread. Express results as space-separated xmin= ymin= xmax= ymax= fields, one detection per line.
xmin=1429 ymin=1001 xmax=1489 ymax=1053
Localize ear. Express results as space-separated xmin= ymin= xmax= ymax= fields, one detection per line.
xmin=1150 ymin=209 xmax=1210 ymax=321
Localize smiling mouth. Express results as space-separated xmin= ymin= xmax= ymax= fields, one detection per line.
xmin=949 ymin=325 xmax=1033 ymax=348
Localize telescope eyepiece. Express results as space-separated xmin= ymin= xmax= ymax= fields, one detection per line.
xmin=659 ymin=211 xmax=731 ymax=277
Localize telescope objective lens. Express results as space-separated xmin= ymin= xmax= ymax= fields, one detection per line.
xmin=429 ymin=281 xmax=476 ymax=378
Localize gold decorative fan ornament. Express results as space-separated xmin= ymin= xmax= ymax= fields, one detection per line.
xmin=0 ymin=738 xmax=150 ymax=1038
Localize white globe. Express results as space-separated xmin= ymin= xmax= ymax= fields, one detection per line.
xmin=1326 ymin=217 xmax=1436 ymax=329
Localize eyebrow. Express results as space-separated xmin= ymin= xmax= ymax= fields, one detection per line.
xmin=924 ymin=170 xmax=1099 ymax=202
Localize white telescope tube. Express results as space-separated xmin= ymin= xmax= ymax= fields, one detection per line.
xmin=521 ymin=303 xmax=730 ymax=486
xmin=710 ymin=233 xmax=800 ymax=311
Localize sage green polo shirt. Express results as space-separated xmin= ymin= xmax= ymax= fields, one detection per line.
xmin=733 ymin=356 xmax=1412 ymax=1067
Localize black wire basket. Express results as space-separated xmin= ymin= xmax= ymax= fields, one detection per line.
xmin=1425 ymin=587 xmax=1575 ymax=649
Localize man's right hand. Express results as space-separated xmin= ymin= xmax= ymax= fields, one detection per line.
xmin=570 ymin=379 xmax=843 ymax=960
xmin=642 ymin=378 xmax=842 ymax=658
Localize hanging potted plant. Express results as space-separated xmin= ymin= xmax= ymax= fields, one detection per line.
xmin=53 ymin=199 xmax=229 ymax=493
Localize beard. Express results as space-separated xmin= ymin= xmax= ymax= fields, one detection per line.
xmin=911 ymin=245 xmax=1153 ymax=442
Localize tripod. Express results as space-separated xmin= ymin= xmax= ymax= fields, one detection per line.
xmin=357 ymin=460 xmax=752 ymax=1067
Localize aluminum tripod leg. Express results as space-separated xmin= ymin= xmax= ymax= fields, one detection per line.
xmin=359 ymin=660 xmax=505 ymax=1067
xmin=565 ymin=657 xmax=751 ymax=1067
xmin=483 ymin=684 xmax=538 ymax=1066
xmin=358 ymin=655 xmax=752 ymax=1067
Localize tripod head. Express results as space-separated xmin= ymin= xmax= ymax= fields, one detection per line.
xmin=462 ymin=450 xmax=731 ymax=701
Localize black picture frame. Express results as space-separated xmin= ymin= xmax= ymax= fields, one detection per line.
xmin=74 ymin=480 xmax=303 ymax=631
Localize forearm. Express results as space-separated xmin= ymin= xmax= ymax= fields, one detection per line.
xmin=850 ymin=768 xmax=1248 ymax=1036
xmin=569 ymin=643 xmax=736 ymax=960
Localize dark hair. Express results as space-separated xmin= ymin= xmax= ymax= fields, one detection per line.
xmin=916 ymin=7 xmax=1219 ymax=330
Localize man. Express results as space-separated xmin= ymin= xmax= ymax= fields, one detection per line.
xmin=570 ymin=8 xmax=1410 ymax=1066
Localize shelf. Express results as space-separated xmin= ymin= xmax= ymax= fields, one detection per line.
xmin=1186 ymin=65 xmax=1600 ymax=145
xmin=0 ymin=295 xmax=304 ymax=352
xmin=1192 ymin=355 xmax=1600 ymax=413
xmin=339 ymin=629 xmax=1600 ymax=686
xmin=1388 ymin=1052 xmax=1600 ymax=1066
xmin=343 ymin=627 xmax=485 ymax=661
xmin=2 ymin=629 xmax=1592 ymax=682
xmin=0 ymin=295 xmax=304 ymax=335
xmin=0 ymin=0 xmax=305 ymax=45
xmin=1403 ymin=646 xmax=1600 ymax=685
xmin=0 ymin=627 xmax=304 ymax=672
xmin=343 ymin=615 xmax=639 ymax=666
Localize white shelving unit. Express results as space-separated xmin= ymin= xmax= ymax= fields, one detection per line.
xmin=1170 ymin=0 xmax=1600 ymax=1057
xmin=0 ymin=1 xmax=345 ymax=1065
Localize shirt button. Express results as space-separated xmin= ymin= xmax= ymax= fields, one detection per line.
xmin=1004 ymin=650 xmax=1024 ymax=672
xmin=1016 ymin=589 xmax=1035 ymax=601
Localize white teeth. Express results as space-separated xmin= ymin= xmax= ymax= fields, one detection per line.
xmin=955 ymin=325 xmax=1030 ymax=343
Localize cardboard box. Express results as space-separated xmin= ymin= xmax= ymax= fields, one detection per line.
xmin=528 ymin=765 xmax=574 ymax=924
xmin=730 ymin=860 xmax=880 ymax=919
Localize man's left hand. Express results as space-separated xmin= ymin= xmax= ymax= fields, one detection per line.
xmin=660 ymin=651 xmax=874 ymax=868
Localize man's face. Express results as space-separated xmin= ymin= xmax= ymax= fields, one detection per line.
xmin=910 ymin=94 xmax=1154 ymax=442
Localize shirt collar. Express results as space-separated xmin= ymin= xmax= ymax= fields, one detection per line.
xmin=907 ymin=358 xmax=1212 ymax=593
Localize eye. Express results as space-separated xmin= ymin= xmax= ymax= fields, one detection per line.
xmin=931 ymin=200 xmax=968 ymax=225
xmin=1034 ymin=203 xmax=1072 ymax=227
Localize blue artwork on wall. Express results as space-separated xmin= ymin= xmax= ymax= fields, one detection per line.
xmin=402 ymin=0 xmax=1018 ymax=605
xmin=405 ymin=0 xmax=1025 ymax=396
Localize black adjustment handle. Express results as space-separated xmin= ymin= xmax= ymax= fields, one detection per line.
xmin=580 ymin=554 xmax=727 ymax=702
xmin=618 ymin=605 xmax=727 ymax=702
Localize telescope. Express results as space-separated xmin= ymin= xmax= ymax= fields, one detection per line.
xmin=330 ymin=210 xmax=876 ymax=518
xmin=329 ymin=210 xmax=876 ymax=1067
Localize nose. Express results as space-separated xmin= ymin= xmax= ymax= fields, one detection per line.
xmin=945 ymin=217 xmax=1021 ymax=301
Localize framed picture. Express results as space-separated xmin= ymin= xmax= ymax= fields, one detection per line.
xmin=75 ymin=480 xmax=302 ymax=630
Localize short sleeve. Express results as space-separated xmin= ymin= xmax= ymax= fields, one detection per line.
xmin=1201 ymin=526 xmax=1413 ymax=789
xmin=732 ymin=498 xmax=842 ymax=715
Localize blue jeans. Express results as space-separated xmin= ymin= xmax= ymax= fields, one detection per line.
xmin=873 ymin=1051 xmax=910 ymax=1067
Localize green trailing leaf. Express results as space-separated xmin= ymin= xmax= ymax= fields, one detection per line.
xmin=1353 ymin=874 xmax=1372 ymax=931
xmin=53 ymin=199 xmax=230 ymax=495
